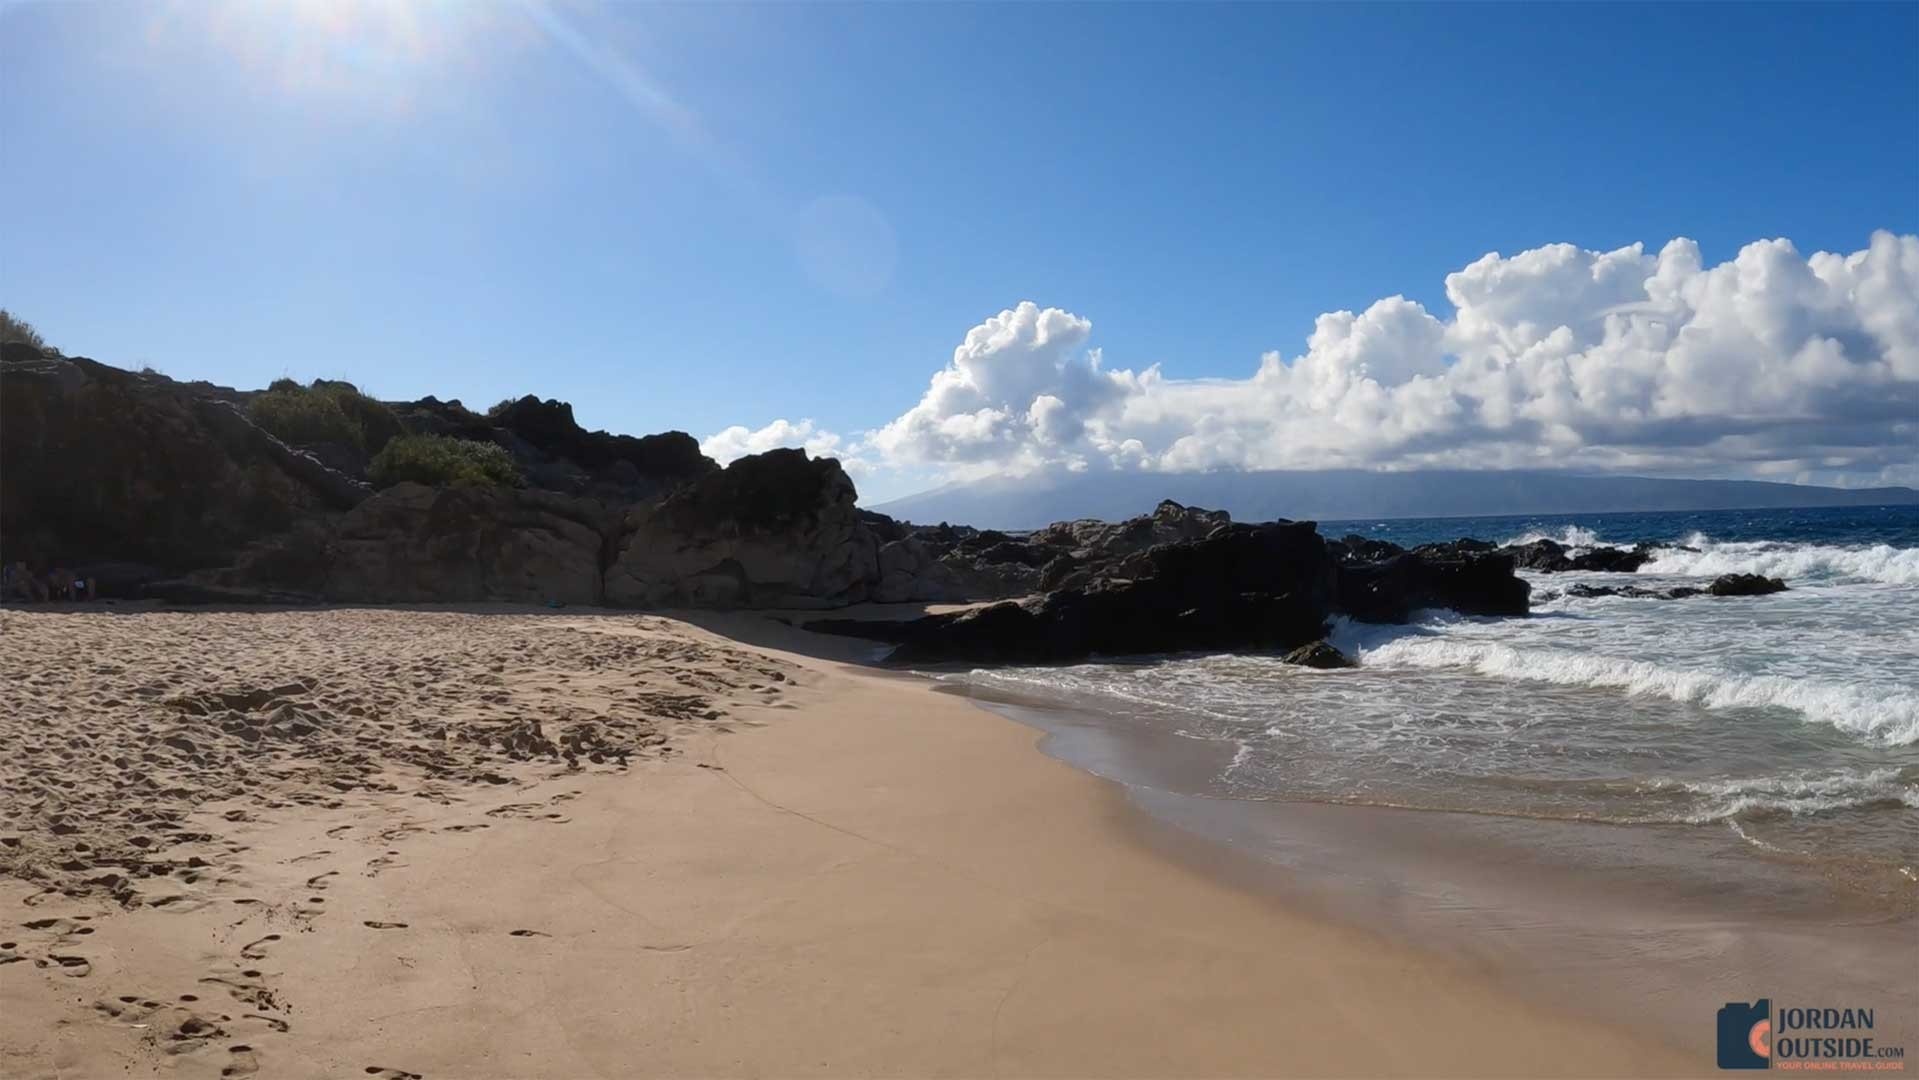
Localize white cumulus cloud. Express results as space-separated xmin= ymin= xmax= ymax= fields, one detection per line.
xmin=699 ymin=418 xmax=856 ymax=470
xmin=705 ymin=231 xmax=1919 ymax=490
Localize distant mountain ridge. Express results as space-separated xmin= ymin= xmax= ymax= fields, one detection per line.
xmin=870 ymin=470 xmax=1919 ymax=530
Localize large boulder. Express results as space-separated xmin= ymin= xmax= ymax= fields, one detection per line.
xmin=1708 ymin=573 xmax=1787 ymax=596
xmin=605 ymin=449 xmax=878 ymax=609
xmin=1281 ymin=640 xmax=1355 ymax=669
xmin=0 ymin=347 xmax=367 ymax=586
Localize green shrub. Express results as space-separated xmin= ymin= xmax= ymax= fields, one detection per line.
xmin=368 ymin=434 xmax=522 ymax=489
xmin=313 ymin=381 xmax=405 ymax=454
xmin=247 ymin=378 xmax=406 ymax=454
xmin=249 ymin=388 xmax=363 ymax=448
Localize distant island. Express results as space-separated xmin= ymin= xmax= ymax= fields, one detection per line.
xmin=873 ymin=468 xmax=1919 ymax=530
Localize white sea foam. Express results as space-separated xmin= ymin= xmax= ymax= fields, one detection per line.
xmin=1675 ymin=768 xmax=1919 ymax=822
xmin=1642 ymin=540 xmax=1919 ymax=585
xmin=1501 ymin=524 xmax=1603 ymax=550
xmin=1351 ymin=637 xmax=1919 ymax=746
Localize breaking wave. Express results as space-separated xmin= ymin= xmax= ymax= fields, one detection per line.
xmin=1351 ymin=636 xmax=1919 ymax=746
xmin=1501 ymin=524 xmax=1603 ymax=549
xmin=1641 ymin=539 xmax=1919 ymax=585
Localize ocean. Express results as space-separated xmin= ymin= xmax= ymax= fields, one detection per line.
xmin=935 ymin=504 xmax=1918 ymax=1043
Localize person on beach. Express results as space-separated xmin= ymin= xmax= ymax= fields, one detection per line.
xmin=4 ymin=560 xmax=47 ymax=602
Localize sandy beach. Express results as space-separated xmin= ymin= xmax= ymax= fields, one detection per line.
xmin=0 ymin=605 xmax=1697 ymax=1079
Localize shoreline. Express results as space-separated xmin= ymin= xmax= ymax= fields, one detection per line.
xmin=5 ymin=605 xmax=1709 ymax=1076
xmin=945 ymin=677 xmax=1916 ymax=1063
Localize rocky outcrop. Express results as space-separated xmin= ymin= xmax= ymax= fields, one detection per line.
xmin=812 ymin=516 xmax=1536 ymax=665
xmin=1281 ymin=641 xmax=1355 ymax=669
xmin=483 ymin=395 xmax=716 ymax=502
xmin=1334 ymin=547 xmax=1531 ymax=622
xmin=1331 ymin=534 xmax=1657 ymax=575
xmin=389 ymin=395 xmax=716 ymax=503
xmin=1708 ymin=573 xmax=1788 ymax=596
xmin=810 ymin=521 xmax=1342 ymax=664
xmin=1 ymin=346 xmax=368 ymax=587
xmin=1506 ymin=538 xmax=1653 ymax=573
xmin=861 ymin=499 xmax=1239 ymax=604
xmin=1534 ymin=573 xmax=1786 ymax=602
xmin=1031 ymin=500 xmax=1232 ymax=561
xmin=605 ymin=449 xmax=878 ymax=609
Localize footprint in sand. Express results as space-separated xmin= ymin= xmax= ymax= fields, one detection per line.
xmin=287 ymin=850 xmax=332 ymax=864
xmin=363 ymin=1068 xmax=424 ymax=1079
xmin=37 ymin=954 xmax=91 ymax=977
xmin=93 ymin=995 xmax=169 ymax=1023
xmin=200 ymin=971 xmax=278 ymax=1011
xmin=362 ymin=921 xmax=408 ymax=930
xmin=507 ymin=929 xmax=549 ymax=938
xmin=304 ymin=870 xmax=339 ymax=890
xmin=293 ymin=897 xmax=327 ymax=926
xmin=244 ymin=1012 xmax=290 ymax=1033
xmin=222 ymin=1044 xmax=261 ymax=1077
xmin=240 ymin=934 xmax=279 ymax=960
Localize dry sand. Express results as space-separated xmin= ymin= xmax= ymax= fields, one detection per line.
xmin=1 ymin=605 xmax=1698 ymax=1078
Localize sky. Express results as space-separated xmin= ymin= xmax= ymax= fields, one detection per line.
xmin=3 ymin=1 xmax=1916 ymax=501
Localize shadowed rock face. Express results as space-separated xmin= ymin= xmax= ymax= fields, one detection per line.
xmin=1335 ymin=548 xmax=1531 ymax=622
xmin=0 ymin=346 xmax=368 ymax=578
xmin=388 ymin=395 xmax=715 ymax=503
xmin=482 ymin=395 xmax=716 ymax=501
xmin=812 ymin=520 xmax=1348 ymax=664
xmin=861 ymin=498 xmax=1235 ymax=604
xmin=322 ymin=483 xmax=611 ymax=605
xmin=164 ymin=483 xmax=618 ymax=607
xmin=606 ymin=449 xmax=879 ymax=609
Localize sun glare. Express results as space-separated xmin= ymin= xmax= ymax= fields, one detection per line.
xmin=149 ymin=0 xmax=519 ymax=111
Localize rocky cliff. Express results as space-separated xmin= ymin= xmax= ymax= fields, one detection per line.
xmin=3 ymin=349 xmax=1546 ymax=663
xmin=0 ymin=346 xmax=367 ymax=581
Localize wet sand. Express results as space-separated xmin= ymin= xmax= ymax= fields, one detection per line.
xmin=2 ymin=605 xmax=1697 ymax=1077
xmin=962 ymin=685 xmax=1917 ymax=1064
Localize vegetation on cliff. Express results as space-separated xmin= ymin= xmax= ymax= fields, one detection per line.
xmin=248 ymin=378 xmax=405 ymax=454
xmin=368 ymin=433 xmax=523 ymax=489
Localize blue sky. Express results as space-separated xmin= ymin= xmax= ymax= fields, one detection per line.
xmin=4 ymin=1 xmax=1917 ymax=499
